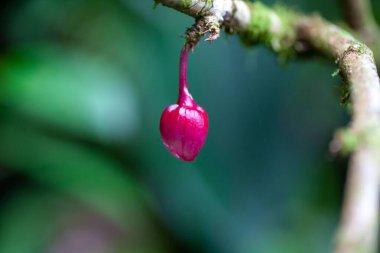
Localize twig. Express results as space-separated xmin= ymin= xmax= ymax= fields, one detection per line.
xmin=341 ymin=0 xmax=379 ymax=43
xmin=299 ymin=18 xmax=380 ymax=253
xmin=341 ymin=0 xmax=380 ymax=67
xmin=154 ymin=1 xmax=380 ymax=252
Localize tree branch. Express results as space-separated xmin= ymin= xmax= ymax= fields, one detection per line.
xmin=154 ymin=1 xmax=380 ymax=252
xmin=342 ymin=0 xmax=379 ymax=43
xmin=341 ymin=0 xmax=380 ymax=67
xmin=301 ymin=18 xmax=380 ymax=253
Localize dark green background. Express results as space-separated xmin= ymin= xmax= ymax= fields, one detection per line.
xmin=0 ymin=0 xmax=375 ymax=252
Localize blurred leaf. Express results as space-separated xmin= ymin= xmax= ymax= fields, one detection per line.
xmin=0 ymin=45 xmax=140 ymax=143
xmin=0 ymin=119 xmax=142 ymax=223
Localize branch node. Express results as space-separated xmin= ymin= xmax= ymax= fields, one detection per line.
xmin=330 ymin=124 xmax=380 ymax=156
xmin=185 ymin=15 xmax=220 ymax=49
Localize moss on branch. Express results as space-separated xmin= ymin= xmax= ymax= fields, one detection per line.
xmin=239 ymin=3 xmax=297 ymax=57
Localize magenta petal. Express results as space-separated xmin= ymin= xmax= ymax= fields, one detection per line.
xmin=160 ymin=103 xmax=208 ymax=161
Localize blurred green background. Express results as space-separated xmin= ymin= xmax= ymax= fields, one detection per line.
xmin=0 ymin=0 xmax=377 ymax=253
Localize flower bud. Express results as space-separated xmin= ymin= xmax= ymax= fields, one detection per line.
xmin=159 ymin=48 xmax=209 ymax=161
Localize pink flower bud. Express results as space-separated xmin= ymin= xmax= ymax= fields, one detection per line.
xmin=159 ymin=48 xmax=209 ymax=161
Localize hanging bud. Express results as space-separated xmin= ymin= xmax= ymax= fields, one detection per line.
xmin=159 ymin=48 xmax=209 ymax=161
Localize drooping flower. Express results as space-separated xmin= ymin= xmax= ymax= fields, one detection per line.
xmin=159 ymin=48 xmax=209 ymax=161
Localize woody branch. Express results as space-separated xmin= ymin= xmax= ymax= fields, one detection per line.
xmin=154 ymin=1 xmax=380 ymax=253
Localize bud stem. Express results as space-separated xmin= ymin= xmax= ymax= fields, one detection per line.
xmin=178 ymin=47 xmax=194 ymax=106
